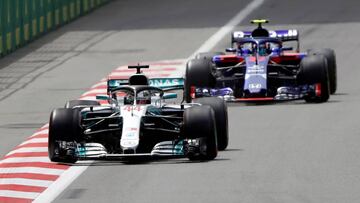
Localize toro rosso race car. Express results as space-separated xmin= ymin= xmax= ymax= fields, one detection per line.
xmin=185 ymin=19 xmax=337 ymax=103
xmin=48 ymin=65 xmax=228 ymax=163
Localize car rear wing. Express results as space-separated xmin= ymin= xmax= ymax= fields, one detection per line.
xmin=107 ymin=78 xmax=184 ymax=93
xmin=231 ymin=29 xmax=299 ymax=43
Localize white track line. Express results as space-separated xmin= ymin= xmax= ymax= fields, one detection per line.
xmin=79 ymin=96 xmax=96 ymax=101
xmin=40 ymin=124 xmax=49 ymax=129
xmin=19 ymin=138 xmax=48 ymax=145
xmin=32 ymin=1 xmax=265 ymax=202
xmin=91 ymin=81 xmax=107 ymax=88
xmin=33 ymin=162 xmax=92 ymax=203
xmin=0 ymin=178 xmax=53 ymax=187
xmin=0 ymin=167 xmax=64 ymax=176
xmin=81 ymin=89 xmax=107 ymax=96
xmin=30 ymin=129 xmax=48 ymax=138
xmin=1 ymin=157 xmax=50 ymax=163
xmin=0 ymin=190 xmax=40 ymax=199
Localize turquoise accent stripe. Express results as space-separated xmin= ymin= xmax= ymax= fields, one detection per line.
xmin=174 ymin=140 xmax=185 ymax=155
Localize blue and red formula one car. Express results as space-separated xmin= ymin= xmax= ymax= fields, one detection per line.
xmin=185 ymin=20 xmax=337 ymax=103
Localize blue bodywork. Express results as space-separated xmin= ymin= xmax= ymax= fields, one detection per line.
xmin=244 ymin=56 xmax=269 ymax=95
xmin=195 ymin=36 xmax=316 ymax=101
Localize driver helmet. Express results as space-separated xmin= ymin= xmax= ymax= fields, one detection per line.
xmin=124 ymin=93 xmax=134 ymax=105
xmin=259 ymin=42 xmax=271 ymax=55
xmin=137 ymin=90 xmax=151 ymax=104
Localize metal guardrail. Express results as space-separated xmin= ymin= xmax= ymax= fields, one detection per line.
xmin=0 ymin=0 xmax=110 ymax=58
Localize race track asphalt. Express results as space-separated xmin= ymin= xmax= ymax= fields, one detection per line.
xmin=0 ymin=0 xmax=360 ymax=202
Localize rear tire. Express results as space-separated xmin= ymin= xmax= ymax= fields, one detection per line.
xmin=308 ymin=49 xmax=337 ymax=94
xmin=193 ymin=97 xmax=228 ymax=151
xmin=184 ymin=106 xmax=217 ymax=160
xmin=65 ymin=100 xmax=100 ymax=109
xmin=185 ymin=59 xmax=215 ymax=103
xmin=298 ymin=55 xmax=330 ymax=103
xmin=48 ymin=108 xmax=81 ymax=163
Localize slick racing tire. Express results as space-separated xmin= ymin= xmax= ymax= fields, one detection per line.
xmin=298 ymin=55 xmax=330 ymax=103
xmin=195 ymin=52 xmax=225 ymax=62
xmin=48 ymin=108 xmax=81 ymax=163
xmin=65 ymin=100 xmax=100 ymax=109
xmin=193 ymin=97 xmax=228 ymax=151
xmin=308 ymin=49 xmax=337 ymax=94
xmin=184 ymin=106 xmax=218 ymax=160
xmin=185 ymin=59 xmax=216 ymax=103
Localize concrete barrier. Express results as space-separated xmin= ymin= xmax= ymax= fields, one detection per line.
xmin=0 ymin=0 xmax=110 ymax=57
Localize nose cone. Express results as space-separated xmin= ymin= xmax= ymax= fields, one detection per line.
xmin=120 ymin=106 xmax=147 ymax=152
xmin=120 ymin=130 xmax=140 ymax=151
xmin=244 ymin=56 xmax=269 ymax=95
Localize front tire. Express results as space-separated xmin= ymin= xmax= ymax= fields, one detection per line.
xmin=298 ymin=55 xmax=330 ymax=103
xmin=308 ymin=49 xmax=337 ymax=94
xmin=48 ymin=108 xmax=81 ymax=163
xmin=185 ymin=59 xmax=215 ymax=103
xmin=193 ymin=97 xmax=228 ymax=151
xmin=183 ymin=106 xmax=218 ymax=160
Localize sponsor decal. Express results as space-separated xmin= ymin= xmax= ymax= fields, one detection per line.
xmin=249 ymin=83 xmax=262 ymax=89
xmin=126 ymin=127 xmax=138 ymax=131
xmin=149 ymin=78 xmax=183 ymax=87
xmin=269 ymin=29 xmax=298 ymax=38
xmin=122 ymin=106 xmax=143 ymax=112
xmin=108 ymin=79 xmax=128 ymax=88
xmin=269 ymin=30 xmax=276 ymax=38
xmin=126 ymin=132 xmax=136 ymax=138
xmin=247 ymin=65 xmax=265 ymax=73
xmin=123 ymin=140 xmax=136 ymax=146
xmin=233 ymin=31 xmax=244 ymax=38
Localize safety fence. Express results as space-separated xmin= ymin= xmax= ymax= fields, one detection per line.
xmin=0 ymin=0 xmax=110 ymax=58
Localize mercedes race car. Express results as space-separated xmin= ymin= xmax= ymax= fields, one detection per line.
xmin=185 ymin=19 xmax=337 ymax=103
xmin=48 ymin=65 xmax=228 ymax=163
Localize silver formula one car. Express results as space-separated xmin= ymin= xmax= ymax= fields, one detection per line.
xmin=48 ymin=65 xmax=228 ymax=163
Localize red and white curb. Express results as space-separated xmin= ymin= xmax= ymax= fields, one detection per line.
xmin=0 ymin=59 xmax=185 ymax=203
